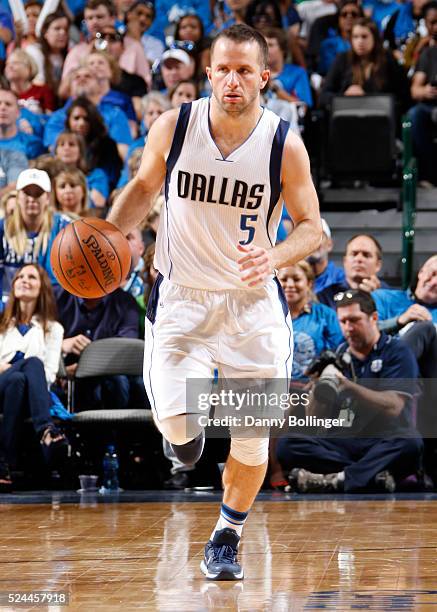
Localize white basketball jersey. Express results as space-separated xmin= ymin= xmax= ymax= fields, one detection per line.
xmin=155 ymin=97 xmax=289 ymax=290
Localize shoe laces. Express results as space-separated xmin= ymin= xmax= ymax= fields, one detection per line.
xmin=211 ymin=543 xmax=236 ymax=564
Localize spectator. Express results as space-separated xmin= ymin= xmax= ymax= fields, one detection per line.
xmin=320 ymin=17 xmax=411 ymax=113
xmin=25 ymin=10 xmax=71 ymax=95
xmin=5 ymin=49 xmax=56 ymax=114
xmin=60 ymin=0 xmax=150 ymax=94
xmin=159 ymin=48 xmax=196 ymax=93
xmin=298 ymin=0 xmax=338 ymax=48
xmin=53 ymin=168 xmax=88 ymax=219
xmin=0 ymin=149 xmax=28 ymax=197
xmin=55 ymin=286 xmax=147 ymax=412
xmin=0 ymin=263 xmax=67 ymax=491
xmin=0 ymin=6 xmax=13 ymax=65
xmin=0 ymin=189 xmax=17 ymax=219
xmin=307 ymin=218 xmax=346 ymax=293
xmin=124 ymin=0 xmax=164 ymax=65
xmin=92 ymin=25 xmax=148 ymax=120
xmin=64 ymin=96 xmax=123 ymax=189
xmin=0 ymin=168 xmax=70 ymax=303
xmin=8 ymin=0 xmax=41 ymax=53
xmin=279 ymin=261 xmax=343 ymax=381
xmin=409 ymin=45 xmax=437 ymax=185
xmin=43 ymin=66 xmax=132 ymax=161
xmin=212 ymin=0 xmax=252 ymax=31
xmin=318 ymin=233 xmax=389 ymax=308
xmin=84 ymin=49 xmax=137 ymax=136
xmin=123 ymin=225 xmax=145 ymax=298
xmin=0 ymin=87 xmax=44 ymax=160
xmin=317 ymin=0 xmax=363 ymax=75
xmin=169 ymin=79 xmax=199 ymax=108
xmin=263 ymin=27 xmax=313 ymax=107
xmin=402 ymin=0 xmax=437 ymax=72
xmin=277 ymin=290 xmax=423 ymax=493
xmin=384 ymin=0 xmax=429 ymax=61
xmin=173 ymin=12 xmax=211 ymax=78
xmin=54 ymin=131 xmax=109 ymax=208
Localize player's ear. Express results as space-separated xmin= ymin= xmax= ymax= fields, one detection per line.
xmin=260 ymin=69 xmax=270 ymax=90
xmin=206 ymin=66 xmax=212 ymax=84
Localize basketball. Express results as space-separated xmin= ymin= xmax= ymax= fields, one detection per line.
xmin=50 ymin=217 xmax=132 ymax=299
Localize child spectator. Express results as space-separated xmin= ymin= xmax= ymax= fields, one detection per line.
xmin=53 ymin=169 xmax=88 ymax=219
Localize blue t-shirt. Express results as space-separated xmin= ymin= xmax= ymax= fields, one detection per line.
xmin=387 ymin=2 xmax=415 ymax=44
xmin=43 ymin=100 xmax=133 ymax=149
xmin=372 ymin=288 xmax=437 ymax=325
xmin=318 ymin=34 xmax=350 ymax=76
xmin=0 ymin=132 xmax=45 ymax=160
xmin=87 ymin=167 xmax=110 ymax=205
xmin=101 ymin=90 xmax=136 ymax=123
xmin=0 ymin=10 xmax=12 ymax=61
xmin=363 ymin=0 xmax=400 ymax=31
xmin=275 ymin=63 xmax=313 ymax=107
xmin=148 ymin=1 xmax=212 ymax=42
xmin=292 ymin=302 xmax=343 ymax=380
xmin=19 ymin=107 xmax=46 ymax=140
xmin=314 ymin=260 xmax=346 ymax=294
xmin=117 ymin=136 xmax=146 ymax=189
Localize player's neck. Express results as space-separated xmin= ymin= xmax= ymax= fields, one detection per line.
xmin=209 ymin=97 xmax=263 ymax=149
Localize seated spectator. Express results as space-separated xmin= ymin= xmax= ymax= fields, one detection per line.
xmin=8 ymin=0 xmax=41 ymax=53
xmin=383 ymin=0 xmax=429 ymax=63
xmin=124 ymin=0 xmax=164 ymax=65
xmin=0 ymin=86 xmax=44 ymax=160
xmin=92 ymin=25 xmax=148 ymax=120
xmin=402 ymin=0 xmax=437 ymax=73
xmin=30 ymin=154 xmax=66 ymax=185
xmin=25 ymin=10 xmax=71 ymax=95
xmin=59 ymin=0 xmax=150 ymax=95
xmin=279 ymin=261 xmax=343 ymax=381
xmin=158 ymin=48 xmax=196 ymax=94
xmin=0 ymin=264 xmax=67 ymax=492
xmin=317 ymin=0 xmax=363 ymax=76
xmin=84 ymin=49 xmax=137 ymax=136
xmin=169 ymin=79 xmax=199 ymax=108
xmin=318 ymin=233 xmax=389 ymax=309
xmin=53 ymin=169 xmax=89 ymax=219
xmin=0 ymin=148 xmax=28 ymax=197
xmin=307 ymin=218 xmax=346 ymax=293
xmin=5 ymin=49 xmax=56 ymax=114
xmin=172 ymin=11 xmax=212 ymax=79
xmin=0 ymin=6 xmax=13 ymax=65
xmin=320 ymin=17 xmax=411 ymax=114
xmin=123 ymin=226 xmax=145 ymax=298
xmin=0 ymin=168 xmax=71 ymax=303
xmin=409 ymin=45 xmax=437 ymax=186
xmin=0 ymin=189 xmax=17 ymax=218
xmin=54 ymin=131 xmax=109 ymax=208
xmin=43 ymin=66 xmax=132 ymax=161
xmin=263 ymin=27 xmax=313 ymax=107
xmin=65 ymin=97 xmax=123 ymax=189
xmin=298 ymin=0 xmax=338 ymax=48
xmin=277 ymin=290 xmax=423 ymax=493
xmin=55 ymin=286 xmax=148 ymax=412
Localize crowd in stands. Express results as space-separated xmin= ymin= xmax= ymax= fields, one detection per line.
xmin=0 ymin=0 xmax=436 ymax=493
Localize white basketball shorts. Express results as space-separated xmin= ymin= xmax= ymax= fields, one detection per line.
xmin=143 ymin=275 xmax=293 ymax=422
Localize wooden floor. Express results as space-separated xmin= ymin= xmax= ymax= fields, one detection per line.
xmin=1 ymin=496 xmax=437 ymax=610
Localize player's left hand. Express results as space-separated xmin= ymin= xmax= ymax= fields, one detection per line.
xmin=237 ymin=244 xmax=274 ymax=287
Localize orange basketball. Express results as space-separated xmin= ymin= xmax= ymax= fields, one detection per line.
xmin=50 ymin=218 xmax=132 ymax=299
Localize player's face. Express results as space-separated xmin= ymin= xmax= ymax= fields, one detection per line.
xmin=415 ymin=257 xmax=437 ymax=304
xmin=337 ymin=303 xmax=377 ymax=351
xmin=278 ymin=266 xmax=310 ymax=307
xmin=207 ymin=39 xmax=269 ymax=116
xmin=13 ymin=265 xmax=41 ymax=303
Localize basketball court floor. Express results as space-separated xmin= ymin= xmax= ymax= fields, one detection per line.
xmin=1 ymin=490 xmax=437 ymax=610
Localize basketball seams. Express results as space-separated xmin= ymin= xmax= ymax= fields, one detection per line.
xmin=72 ymin=221 xmax=108 ymax=295
xmin=56 ymin=227 xmax=87 ymax=298
xmin=80 ymin=218 xmax=124 ymax=285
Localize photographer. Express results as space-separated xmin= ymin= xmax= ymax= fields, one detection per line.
xmin=276 ymin=290 xmax=423 ymax=493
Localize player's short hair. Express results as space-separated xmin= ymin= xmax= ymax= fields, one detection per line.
xmin=211 ymin=24 xmax=269 ymax=69
xmin=334 ymin=289 xmax=377 ymax=315
xmin=345 ymin=234 xmax=383 ymax=260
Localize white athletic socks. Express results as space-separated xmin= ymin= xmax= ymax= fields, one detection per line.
xmin=211 ymin=503 xmax=249 ymax=539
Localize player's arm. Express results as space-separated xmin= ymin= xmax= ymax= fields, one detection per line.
xmin=107 ymin=109 xmax=179 ymax=235
xmin=238 ymin=131 xmax=322 ymax=286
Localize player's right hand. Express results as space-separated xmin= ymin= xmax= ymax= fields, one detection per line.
xmin=62 ymin=334 xmax=92 ymax=356
xmin=397 ymin=304 xmax=432 ymax=326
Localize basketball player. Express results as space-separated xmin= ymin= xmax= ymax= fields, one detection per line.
xmin=108 ymin=24 xmax=321 ymax=580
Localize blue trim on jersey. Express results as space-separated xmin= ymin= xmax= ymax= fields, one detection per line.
xmin=146 ymin=272 xmax=164 ymax=324
xmin=274 ymin=276 xmax=293 ymax=381
xmin=148 ymin=325 xmax=158 ymax=420
xmin=164 ymin=102 xmax=192 ymax=278
xmin=267 ymin=119 xmax=290 ymax=246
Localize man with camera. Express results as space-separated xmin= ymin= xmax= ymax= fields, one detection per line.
xmin=276 ymin=290 xmax=423 ymax=493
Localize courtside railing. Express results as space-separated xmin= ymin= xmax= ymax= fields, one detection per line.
xmin=401 ymin=117 xmax=417 ymax=290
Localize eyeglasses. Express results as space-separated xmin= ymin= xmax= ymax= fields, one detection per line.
xmin=333 ymin=290 xmax=359 ymax=303
xmin=340 ymin=10 xmax=360 ymax=17
xmin=95 ymin=31 xmax=123 ymax=43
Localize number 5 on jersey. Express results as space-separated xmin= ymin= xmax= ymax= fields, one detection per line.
xmin=239 ymin=214 xmax=258 ymax=245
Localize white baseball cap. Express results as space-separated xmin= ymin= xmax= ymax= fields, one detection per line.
xmin=321 ymin=218 xmax=331 ymax=239
xmin=16 ymin=168 xmax=51 ymax=193
xmin=161 ymin=48 xmax=191 ymax=67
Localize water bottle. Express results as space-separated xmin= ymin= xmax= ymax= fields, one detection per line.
xmin=102 ymin=445 xmax=120 ymax=492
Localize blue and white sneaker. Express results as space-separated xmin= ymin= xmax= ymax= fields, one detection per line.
xmin=200 ymin=528 xmax=244 ymax=580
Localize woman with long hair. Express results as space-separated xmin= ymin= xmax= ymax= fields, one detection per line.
xmin=0 ymin=263 xmax=66 ymax=491
xmin=65 ymin=97 xmax=123 ymax=190
xmin=0 ymin=168 xmax=71 ymax=302
xmin=25 ymin=10 xmax=71 ymax=97
xmin=320 ymin=17 xmax=411 ymax=111
xmin=54 ymin=131 xmax=109 ymax=208
xmin=53 ymin=169 xmax=89 ymax=219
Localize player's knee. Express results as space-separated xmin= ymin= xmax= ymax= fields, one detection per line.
xmin=157 ymin=413 xmax=203 ymax=446
xmin=230 ymin=437 xmax=269 ymax=466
